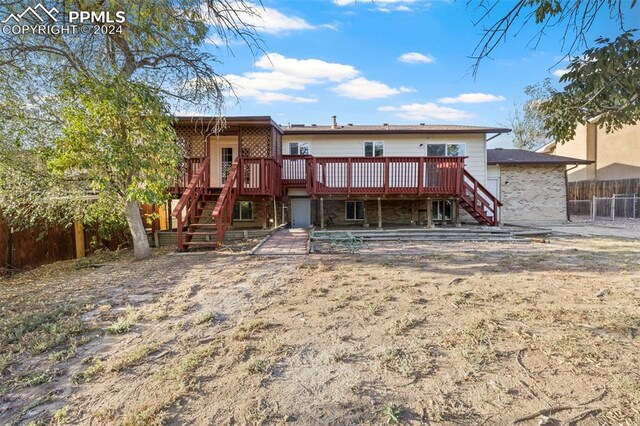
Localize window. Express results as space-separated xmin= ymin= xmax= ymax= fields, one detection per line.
xmin=432 ymin=200 xmax=452 ymax=221
xmin=221 ymin=147 xmax=233 ymax=182
xmin=346 ymin=201 xmax=365 ymax=220
xmin=364 ymin=141 xmax=384 ymax=157
xmin=233 ymin=201 xmax=254 ymax=221
xmin=426 ymin=143 xmax=466 ymax=157
xmin=289 ymin=142 xmax=310 ymax=155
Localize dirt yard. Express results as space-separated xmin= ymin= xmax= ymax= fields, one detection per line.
xmin=1 ymin=236 xmax=639 ymax=425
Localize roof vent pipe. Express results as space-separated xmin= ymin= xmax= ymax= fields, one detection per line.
xmin=331 ymin=115 xmax=337 ymax=129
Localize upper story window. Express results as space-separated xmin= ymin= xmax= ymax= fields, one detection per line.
xmin=289 ymin=142 xmax=310 ymax=155
xmin=426 ymin=143 xmax=466 ymax=157
xmin=364 ymin=141 xmax=384 ymax=157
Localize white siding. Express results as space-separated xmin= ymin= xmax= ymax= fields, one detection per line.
xmin=284 ymin=133 xmax=488 ymax=184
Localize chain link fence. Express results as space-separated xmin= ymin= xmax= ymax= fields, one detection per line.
xmin=569 ymin=195 xmax=640 ymax=222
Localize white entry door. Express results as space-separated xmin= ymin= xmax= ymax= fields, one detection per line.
xmin=291 ymin=198 xmax=311 ymax=228
xmin=220 ymin=146 xmax=235 ymax=185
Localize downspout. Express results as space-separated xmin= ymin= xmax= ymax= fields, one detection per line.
xmin=565 ymin=164 xmax=579 ymax=222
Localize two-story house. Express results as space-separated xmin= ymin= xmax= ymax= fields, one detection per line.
xmin=170 ymin=116 xmax=507 ymax=251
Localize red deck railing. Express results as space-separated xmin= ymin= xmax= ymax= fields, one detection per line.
xmin=171 ymin=157 xmax=208 ymax=194
xmin=212 ymin=160 xmax=240 ymax=244
xmin=305 ymin=156 xmax=466 ymax=196
xmin=460 ymin=169 xmax=502 ymax=225
xmin=282 ymin=155 xmax=311 ymax=187
xmin=212 ymin=157 xmax=282 ymax=244
xmin=172 ymin=157 xmax=210 ymax=251
xmin=239 ymin=157 xmax=282 ymax=196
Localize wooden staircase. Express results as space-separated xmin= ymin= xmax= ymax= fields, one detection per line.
xmin=458 ymin=169 xmax=502 ymax=226
xmin=181 ymin=191 xmax=221 ymax=249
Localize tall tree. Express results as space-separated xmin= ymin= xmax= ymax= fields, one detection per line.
xmin=541 ymin=32 xmax=640 ymax=143
xmin=507 ymin=79 xmax=553 ymax=150
xmin=470 ymin=0 xmax=638 ymax=143
xmin=0 ymin=0 xmax=261 ymax=259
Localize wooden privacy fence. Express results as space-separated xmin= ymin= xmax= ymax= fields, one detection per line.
xmin=569 ymin=178 xmax=640 ymax=199
xmin=0 ymin=218 xmax=76 ymax=274
xmin=0 ymin=216 xmax=132 ymax=275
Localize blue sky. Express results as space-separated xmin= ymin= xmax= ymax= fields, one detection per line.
xmin=198 ymin=0 xmax=628 ymax=148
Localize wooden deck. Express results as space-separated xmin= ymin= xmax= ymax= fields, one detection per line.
xmin=172 ymin=154 xmax=502 ymax=251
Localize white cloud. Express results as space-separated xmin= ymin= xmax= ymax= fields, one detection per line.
xmin=255 ymin=53 xmax=359 ymax=82
xmin=226 ymin=53 xmax=360 ymax=103
xmin=438 ymin=93 xmax=506 ymax=104
xmin=398 ymin=52 xmax=435 ymax=64
xmin=204 ymin=2 xmax=332 ymax=35
xmin=227 ymin=53 xmax=411 ymax=104
xmin=553 ymin=69 xmax=569 ymax=78
xmin=334 ymin=0 xmax=423 ymax=12
xmin=379 ymin=103 xmax=474 ymax=121
xmin=333 ymin=77 xmax=414 ymax=99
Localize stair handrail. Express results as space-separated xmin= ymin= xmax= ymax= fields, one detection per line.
xmin=212 ymin=159 xmax=240 ymax=244
xmin=461 ymin=169 xmax=502 ymax=225
xmin=172 ymin=156 xmax=211 ymax=251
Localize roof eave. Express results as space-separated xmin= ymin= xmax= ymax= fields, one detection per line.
xmin=284 ymin=128 xmax=511 ymax=135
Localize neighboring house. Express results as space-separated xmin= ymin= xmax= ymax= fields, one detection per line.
xmin=487 ymin=149 xmax=592 ymax=224
xmin=170 ymin=116 xmax=508 ymax=250
xmin=537 ymin=122 xmax=640 ymax=182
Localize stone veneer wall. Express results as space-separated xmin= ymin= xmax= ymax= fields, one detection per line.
xmin=229 ymin=199 xmax=284 ymax=230
xmin=499 ymin=165 xmax=567 ymax=223
xmin=319 ymin=199 xmax=455 ymax=227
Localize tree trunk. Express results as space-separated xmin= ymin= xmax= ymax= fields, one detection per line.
xmin=125 ymin=200 xmax=151 ymax=260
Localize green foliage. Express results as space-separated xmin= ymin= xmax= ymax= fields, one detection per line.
xmin=0 ymin=0 xmax=260 ymax=254
xmin=541 ymin=32 xmax=640 ymax=143
xmin=52 ymin=75 xmax=180 ymax=206
xmin=507 ymin=79 xmax=553 ymax=150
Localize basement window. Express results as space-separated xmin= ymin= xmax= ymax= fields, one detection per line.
xmin=364 ymin=141 xmax=384 ymax=157
xmin=233 ymin=201 xmax=254 ymax=221
xmin=346 ymin=201 xmax=365 ymax=220
xmin=289 ymin=142 xmax=310 ymax=155
xmin=432 ymin=200 xmax=452 ymax=221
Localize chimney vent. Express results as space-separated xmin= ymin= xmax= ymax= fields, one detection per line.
xmin=331 ymin=115 xmax=337 ymax=129
xmin=383 ymin=123 xmax=389 ymax=126
xmin=420 ymin=123 xmax=425 ymax=126
xmin=347 ymin=123 xmax=353 ymax=126
xmin=311 ymin=124 xmax=317 ymax=127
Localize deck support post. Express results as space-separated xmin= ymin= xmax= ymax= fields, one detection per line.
xmin=411 ymin=200 xmax=417 ymax=225
xmin=73 ymin=220 xmax=85 ymax=259
xmin=273 ymin=197 xmax=278 ymax=228
xmin=453 ymin=198 xmax=461 ymax=227
xmin=426 ymin=197 xmax=434 ymax=228
xmin=320 ymin=197 xmax=325 ymax=229
xmin=377 ymin=197 xmax=382 ymax=229
xmin=262 ymin=200 xmax=268 ymax=230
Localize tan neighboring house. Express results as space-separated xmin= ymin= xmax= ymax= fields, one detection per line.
xmin=537 ymin=122 xmax=640 ymax=182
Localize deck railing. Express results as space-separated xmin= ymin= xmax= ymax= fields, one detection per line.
xmin=171 ymin=157 xmax=207 ymax=194
xmin=282 ymin=155 xmax=311 ymax=186
xmin=461 ymin=169 xmax=502 ymax=225
xmin=239 ymin=157 xmax=282 ymax=196
xmin=172 ymin=157 xmax=210 ymax=251
xmin=305 ymin=156 xmax=466 ymax=196
xmin=212 ymin=160 xmax=240 ymax=244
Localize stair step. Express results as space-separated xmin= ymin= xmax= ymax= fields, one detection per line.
xmin=185 ymin=231 xmax=215 ymax=236
xmin=183 ymin=241 xmax=217 ymax=246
